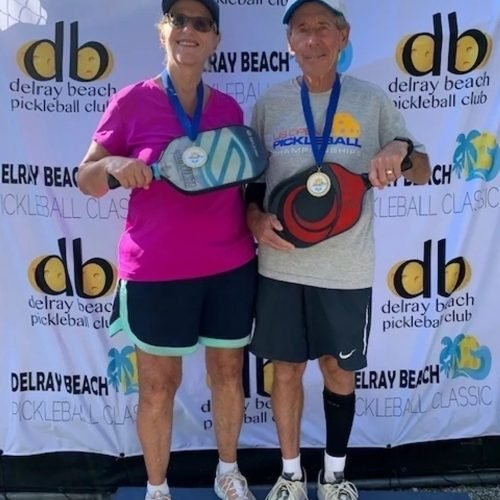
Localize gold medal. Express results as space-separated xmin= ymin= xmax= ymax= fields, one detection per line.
xmin=306 ymin=171 xmax=331 ymax=197
xmin=182 ymin=146 xmax=207 ymax=168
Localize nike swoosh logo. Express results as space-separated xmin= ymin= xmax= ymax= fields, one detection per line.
xmin=339 ymin=349 xmax=356 ymax=360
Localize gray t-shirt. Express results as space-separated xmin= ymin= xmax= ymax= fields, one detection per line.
xmin=252 ymin=74 xmax=423 ymax=289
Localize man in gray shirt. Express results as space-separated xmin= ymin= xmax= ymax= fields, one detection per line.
xmin=245 ymin=0 xmax=431 ymax=498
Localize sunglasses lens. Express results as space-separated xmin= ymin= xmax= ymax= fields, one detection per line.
xmin=168 ymin=13 xmax=213 ymax=32
xmin=193 ymin=18 xmax=212 ymax=32
xmin=192 ymin=17 xmax=212 ymax=33
xmin=171 ymin=13 xmax=188 ymax=28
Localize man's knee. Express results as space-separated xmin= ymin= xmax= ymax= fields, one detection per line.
xmin=319 ymin=356 xmax=354 ymax=391
xmin=273 ymin=361 xmax=306 ymax=387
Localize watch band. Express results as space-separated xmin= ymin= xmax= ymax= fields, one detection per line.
xmin=394 ymin=136 xmax=414 ymax=170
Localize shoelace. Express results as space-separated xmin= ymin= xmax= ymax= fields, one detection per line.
xmin=322 ymin=479 xmax=358 ymax=499
xmin=274 ymin=476 xmax=306 ymax=499
xmin=218 ymin=470 xmax=247 ymax=498
xmin=276 ymin=487 xmax=290 ymax=500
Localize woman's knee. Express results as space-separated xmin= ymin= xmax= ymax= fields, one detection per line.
xmin=138 ymin=358 xmax=182 ymax=406
xmin=206 ymin=348 xmax=244 ymax=386
xmin=139 ymin=376 xmax=180 ymax=411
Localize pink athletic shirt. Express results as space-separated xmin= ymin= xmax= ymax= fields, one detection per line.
xmin=93 ymin=78 xmax=255 ymax=281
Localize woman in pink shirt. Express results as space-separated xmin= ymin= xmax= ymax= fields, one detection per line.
xmin=77 ymin=1 xmax=256 ymax=499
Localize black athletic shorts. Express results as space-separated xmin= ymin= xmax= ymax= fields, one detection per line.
xmin=249 ymin=275 xmax=371 ymax=370
xmin=109 ymin=258 xmax=257 ymax=356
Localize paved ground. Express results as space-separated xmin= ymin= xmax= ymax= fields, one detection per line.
xmin=2 ymin=484 xmax=500 ymax=499
xmin=418 ymin=485 xmax=500 ymax=499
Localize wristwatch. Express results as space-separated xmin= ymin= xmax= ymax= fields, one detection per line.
xmin=394 ymin=136 xmax=414 ymax=170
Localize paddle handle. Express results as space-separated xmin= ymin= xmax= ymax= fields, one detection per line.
xmin=107 ymin=174 xmax=120 ymax=190
xmin=107 ymin=165 xmax=159 ymax=190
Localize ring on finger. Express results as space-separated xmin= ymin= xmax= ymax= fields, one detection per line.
xmin=386 ymin=169 xmax=394 ymax=175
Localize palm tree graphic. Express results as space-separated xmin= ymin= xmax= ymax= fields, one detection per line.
xmin=440 ymin=334 xmax=464 ymax=378
xmin=107 ymin=346 xmax=138 ymax=395
xmin=453 ymin=130 xmax=480 ymax=180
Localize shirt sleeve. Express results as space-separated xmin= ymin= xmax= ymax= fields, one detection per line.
xmin=92 ymin=93 xmax=129 ymax=156
xmin=234 ymin=101 xmax=244 ymax=126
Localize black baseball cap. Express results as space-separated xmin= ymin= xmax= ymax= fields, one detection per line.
xmin=162 ymin=0 xmax=220 ymax=26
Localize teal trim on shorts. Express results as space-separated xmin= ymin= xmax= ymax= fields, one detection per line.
xmin=109 ymin=318 xmax=122 ymax=337
xmin=199 ymin=335 xmax=251 ymax=349
xmin=111 ymin=280 xmax=199 ymax=357
xmin=131 ymin=334 xmax=199 ymax=357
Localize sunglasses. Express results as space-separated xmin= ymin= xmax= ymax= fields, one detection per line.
xmin=166 ymin=13 xmax=216 ymax=33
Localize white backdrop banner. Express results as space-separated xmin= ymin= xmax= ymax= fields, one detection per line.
xmin=0 ymin=0 xmax=499 ymax=456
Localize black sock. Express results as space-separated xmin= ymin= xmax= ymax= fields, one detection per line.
xmin=323 ymin=388 xmax=355 ymax=457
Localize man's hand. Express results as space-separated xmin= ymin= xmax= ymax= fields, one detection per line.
xmin=247 ymin=205 xmax=295 ymax=251
xmin=368 ymin=140 xmax=408 ymax=189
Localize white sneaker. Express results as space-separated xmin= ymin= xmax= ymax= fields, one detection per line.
xmin=214 ymin=469 xmax=256 ymax=500
xmin=265 ymin=471 xmax=308 ymax=500
xmin=317 ymin=470 xmax=358 ymax=500
xmin=145 ymin=490 xmax=172 ymax=500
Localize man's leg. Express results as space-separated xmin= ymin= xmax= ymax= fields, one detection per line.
xmin=249 ymin=277 xmax=309 ymax=499
xmin=136 ymin=349 xmax=182 ymax=494
xmin=308 ymin=286 xmax=370 ymax=498
xmin=271 ymin=360 xmax=307 ymax=461
xmin=318 ymin=355 xmax=358 ymax=499
xmin=319 ymin=355 xmax=355 ymax=463
xmin=262 ymin=360 xmax=309 ymax=500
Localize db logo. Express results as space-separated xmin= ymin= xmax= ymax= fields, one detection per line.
xmin=243 ymin=352 xmax=273 ymax=398
xmin=28 ymin=238 xmax=117 ymax=298
xmin=208 ymin=351 xmax=273 ymax=398
xmin=17 ymin=21 xmax=114 ymax=82
xmin=396 ymin=12 xmax=492 ymax=76
xmin=388 ymin=239 xmax=472 ymax=299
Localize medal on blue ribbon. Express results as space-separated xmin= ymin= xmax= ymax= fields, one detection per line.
xmin=301 ymin=74 xmax=341 ymax=197
xmin=162 ymin=70 xmax=207 ymax=168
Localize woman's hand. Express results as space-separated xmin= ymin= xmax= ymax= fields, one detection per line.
xmin=105 ymin=157 xmax=153 ymax=190
xmin=77 ymin=141 xmax=153 ymax=197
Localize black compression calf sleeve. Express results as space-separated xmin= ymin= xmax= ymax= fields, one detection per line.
xmin=323 ymin=388 xmax=355 ymax=457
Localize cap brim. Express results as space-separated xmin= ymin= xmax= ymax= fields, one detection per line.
xmin=282 ymin=0 xmax=344 ymax=24
xmin=282 ymin=0 xmax=308 ymax=24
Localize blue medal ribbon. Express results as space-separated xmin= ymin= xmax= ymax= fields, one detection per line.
xmin=300 ymin=74 xmax=341 ymax=166
xmin=161 ymin=69 xmax=204 ymax=141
